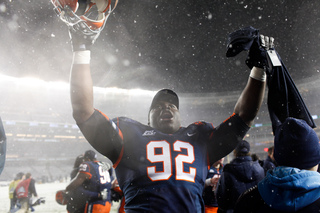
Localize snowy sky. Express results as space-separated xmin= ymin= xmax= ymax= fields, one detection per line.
xmin=0 ymin=0 xmax=320 ymax=93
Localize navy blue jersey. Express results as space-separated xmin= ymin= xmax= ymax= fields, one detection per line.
xmin=78 ymin=110 xmax=249 ymax=213
xmin=67 ymin=161 xmax=114 ymax=212
xmin=79 ymin=161 xmax=114 ymax=202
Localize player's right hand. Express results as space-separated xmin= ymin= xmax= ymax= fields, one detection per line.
xmin=51 ymin=0 xmax=119 ymax=52
xmin=68 ymin=23 xmax=101 ymax=52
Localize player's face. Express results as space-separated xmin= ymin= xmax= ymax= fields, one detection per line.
xmin=149 ymin=101 xmax=181 ymax=134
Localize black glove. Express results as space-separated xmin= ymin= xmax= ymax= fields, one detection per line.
xmin=246 ymin=34 xmax=274 ymax=70
xmin=110 ymin=189 xmax=123 ymax=202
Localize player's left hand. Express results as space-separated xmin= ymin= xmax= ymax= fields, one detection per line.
xmin=100 ymin=188 xmax=108 ymax=200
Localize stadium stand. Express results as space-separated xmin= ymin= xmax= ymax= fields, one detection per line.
xmin=0 ymin=75 xmax=319 ymax=181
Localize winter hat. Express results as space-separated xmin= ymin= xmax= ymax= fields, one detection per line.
xmin=235 ymin=140 xmax=250 ymax=154
xmin=274 ymin=117 xmax=320 ymax=169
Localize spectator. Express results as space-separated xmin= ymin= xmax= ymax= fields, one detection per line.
xmin=234 ymin=117 xmax=320 ymax=212
xmin=262 ymin=146 xmax=277 ymax=174
xmin=203 ymin=158 xmax=224 ymax=213
xmin=251 ymin=153 xmax=264 ymax=167
xmin=8 ymin=172 xmax=24 ymax=212
xmin=216 ymin=140 xmax=265 ymax=213
xmin=15 ymin=173 xmax=38 ymax=213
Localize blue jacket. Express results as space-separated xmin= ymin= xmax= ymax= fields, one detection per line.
xmin=258 ymin=166 xmax=320 ymax=212
xmin=216 ymin=156 xmax=264 ymax=212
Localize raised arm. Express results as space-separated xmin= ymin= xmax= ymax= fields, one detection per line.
xmin=70 ymin=58 xmax=95 ymax=124
xmin=234 ymin=67 xmax=266 ymax=126
xmin=233 ymin=34 xmax=274 ymax=126
xmin=50 ymin=0 xmax=117 ymax=124
xmin=68 ymin=21 xmax=100 ymax=124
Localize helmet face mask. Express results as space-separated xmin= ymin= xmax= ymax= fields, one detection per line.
xmin=51 ymin=0 xmax=117 ymax=33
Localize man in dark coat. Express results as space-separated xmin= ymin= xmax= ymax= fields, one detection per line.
xmin=262 ymin=146 xmax=277 ymax=175
xmin=216 ymin=140 xmax=265 ymax=213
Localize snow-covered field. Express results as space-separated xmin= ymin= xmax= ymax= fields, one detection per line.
xmin=0 ymin=181 xmax=120 ymax=213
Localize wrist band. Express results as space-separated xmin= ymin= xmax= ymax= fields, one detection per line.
xmin=73 ymin=50 xmax=91 ymax=64
xmin=205 ymin=179 xmax=211 ymax=186
xmin=249 ymin=67 xmax=266 ymax=82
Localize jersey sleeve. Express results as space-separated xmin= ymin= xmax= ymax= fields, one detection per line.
xmin=79 ymin=162 xmax=92 ymax=178
xmin=208 ymin=113 xmax=249 ymax=164
xmin=77 ymin=109 xmax=124 ymax=163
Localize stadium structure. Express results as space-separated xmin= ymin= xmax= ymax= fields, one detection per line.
xmin=1 ymin=75 xmax=319 ymax=182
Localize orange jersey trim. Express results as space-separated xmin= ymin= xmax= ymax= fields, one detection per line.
xmin=95 ymin=109 xmax=124 ymax=140
xmin=223 ymin=112 xmax=236 ymax=123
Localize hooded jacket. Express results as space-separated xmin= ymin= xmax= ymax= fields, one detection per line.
xmin=216 ymin=156 xmax=264 ymax=212
xmin=259 ymin=167 xmax=320 ymax=211
xmin=234 ymin=166 xmax=320 ymax=213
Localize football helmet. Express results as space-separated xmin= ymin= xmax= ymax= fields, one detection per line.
xmin=55 ymin=190 xmax=67 ymax=205
xmin=51 ymin=0 xmax=118 ymax=33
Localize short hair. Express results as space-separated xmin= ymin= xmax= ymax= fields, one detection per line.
xmin=15 ymin=172 xmax=24 ymax=180
xmin=267 ymin=146 xmax=274 ymax=155
xmin=25 ymin=173 xmax=31 ymax=179
xmin=251 ymin=153 xmax=260 ymax=161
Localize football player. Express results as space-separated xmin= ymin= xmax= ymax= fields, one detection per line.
xmin=51 ymin=1 xmax=271 ymax=212
xmin=65 ymin=150 xmax=115 ymax=213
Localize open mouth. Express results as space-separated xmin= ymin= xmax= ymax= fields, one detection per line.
xmin=160 ymin=112 xmax=173 ymax=121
